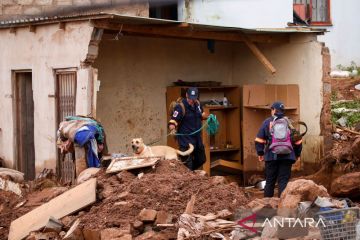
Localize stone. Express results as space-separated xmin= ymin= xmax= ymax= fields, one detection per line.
xmin=101 ymin=185 xmax=114 ymax=198
xmin=194 ymin=170 xmax=207 ymax=176
xmin=135 ymin=231 xmax=166 ymax=240
xmin=114 ymin=201 xmax=128 ymax=206
xmin=23 ymin=6 xmax=42 ymax=15
xmin=330 ymin=172 xmax=360 ymax=198
xmin=133 ymin=220 xmax=143 ymax=231
xmin=100 ymin=228 xmax=126 ymax=240
xmin=138 ymin=209 xmax=157 ymax=222
xmin=216 ymin=209 xmax=233 ymax=219
xmin=118 ymin=191 xmax=129 ymax=199
xmin=210 ymin=176 xmax=227 ymax=185
xmin=246 ymin=198 xmax=279 ymax=218
xmin=77 ymin=168 xmax=100 ymax=184
xmin=278 ymin=179 xmax=329 ymax=217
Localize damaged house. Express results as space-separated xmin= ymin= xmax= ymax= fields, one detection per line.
xmin=0 ymin=0 xmax=331 ymax=182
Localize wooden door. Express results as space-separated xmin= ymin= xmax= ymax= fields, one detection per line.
xmin=15 ymin=72 xmax=35 ymax=180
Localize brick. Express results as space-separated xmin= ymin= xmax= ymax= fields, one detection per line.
xmin=138 ymin=209 xmax=157 ymax=222
xmin=23 ymin=6 xmax=42 ymax=15
xmin=73 ymin=0 xmax=91 ymax=6
xmin=35 ymin=0 xmax=53 ymax=5
xmin=3 ymin=5 xmax=22 ymax=15
xmin=55 ymin=0 xmax=72 ymax=5
xmin=83 ymin=228 xmax=100 ymax=240
xmin=132 ymin=220 xmax=143 ymax=231
xmin=16 ymin=0 xmax=33 ymax=5
xmin=155 ymin=211 xmax=172 ymax=225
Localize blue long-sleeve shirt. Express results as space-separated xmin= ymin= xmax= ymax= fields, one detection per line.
xmin=255 ymin=115 xmax=302 ymax=161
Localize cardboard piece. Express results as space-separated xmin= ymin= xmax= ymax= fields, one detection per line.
xmin=8 ymin=178 xmax=96 ymax=240
xmin=106 ymin=156 xmax=161 ymax=174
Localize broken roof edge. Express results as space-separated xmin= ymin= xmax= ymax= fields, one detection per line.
xmin=0 ymin=12 xmax=326 ymax=34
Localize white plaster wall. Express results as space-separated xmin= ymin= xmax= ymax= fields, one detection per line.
xmin=317 ymin=0 xmax=360 ymax=68
xmin=95 ymin=36 xmax=233 ymax=154
xmin=178 ymin=0 xmax=293 ymax=28
xmin=0 ymin=22 xmax=93 ymax=172
xmin=233 ymin=34 xmax=323 ymax=135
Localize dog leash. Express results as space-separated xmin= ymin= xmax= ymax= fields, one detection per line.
xmin=146 ymin=114 xmax=219 ymax=146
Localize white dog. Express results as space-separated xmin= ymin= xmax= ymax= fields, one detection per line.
xmin=131 ymin=138 xmax=194 ymax=160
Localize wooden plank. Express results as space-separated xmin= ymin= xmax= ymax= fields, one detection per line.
xmin=8 ymin=178 xmax=97 ymax=240
xmin=242 ymin=34 xmax=276 ymax=74
xmin=106 ymin=156 xmax=161 ymax=174
xmin=210 ymin=159 xmax=242 ymax=171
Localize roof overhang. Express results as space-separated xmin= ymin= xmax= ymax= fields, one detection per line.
xmin=0 ymin=13 xmax=327 ymax=75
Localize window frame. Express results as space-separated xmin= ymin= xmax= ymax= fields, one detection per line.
xmin=309 ymin=0 xmax=332 ymax=26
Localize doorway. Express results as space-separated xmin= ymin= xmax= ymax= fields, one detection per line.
xmin=14 ymin=72 xmax=35 ymax=180
xmin=56 ymin=70 xmax=77 ymax=183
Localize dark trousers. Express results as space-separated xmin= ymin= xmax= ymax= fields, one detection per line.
xmin=180 ymin=145 xmax=206 ymax=171
xmin=264 ymin=160 xmax=293 ymax=198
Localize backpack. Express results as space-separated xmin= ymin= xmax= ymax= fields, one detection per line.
xmin=268 ymin=117 xmax=293 ymax=155
xmin=168 ymin=97 xmax=201 ymax=117
xmin=169 ymin=97 xmax=186 ymax=117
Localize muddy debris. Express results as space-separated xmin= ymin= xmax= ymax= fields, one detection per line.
xmin=0 ymin=159 xmax=249 ymax=240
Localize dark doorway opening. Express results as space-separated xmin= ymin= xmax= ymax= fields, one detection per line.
xmin=14 ymin=72 xmax=35 ymax=180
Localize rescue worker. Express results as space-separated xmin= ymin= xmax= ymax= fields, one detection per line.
xmin=168 ymin=87 xmax=207 ymax=170
xmin=255 ymin=101 xmax=302 ymax=197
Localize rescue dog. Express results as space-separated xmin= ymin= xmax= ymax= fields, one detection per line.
xmin=131 ymin=138 xmax=194 ymax=160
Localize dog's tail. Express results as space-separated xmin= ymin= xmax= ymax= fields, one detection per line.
xmin=176 ymin=144 xmax=194 ymax=156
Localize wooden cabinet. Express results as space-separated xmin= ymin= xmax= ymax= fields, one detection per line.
xmin=166 ymin=86 xmax=242 ymax=175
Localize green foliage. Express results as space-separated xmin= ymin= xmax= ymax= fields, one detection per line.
xmin=331 ymin=100 xmax=360 ymax=127
xmin=336 ymin=61 xmax=360 ymax=75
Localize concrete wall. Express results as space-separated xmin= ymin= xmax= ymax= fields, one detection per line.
xmin=232 ymin=33 xmax=324 ymax=165
xmin=178 ymin=0 xmax=293 ymax=28
xmin=0 ymin=0 xmax=149 ymax=20
xmin=94 ymin=36 xmax=233 ymax=154
xmin=317 ymin=0 xmax=360 ymax=68
xmin=0 ymin=21 xmax=94 ymax=172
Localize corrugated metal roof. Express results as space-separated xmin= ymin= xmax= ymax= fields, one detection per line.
xmin=0 ymin=12 xmax=326 ymax=34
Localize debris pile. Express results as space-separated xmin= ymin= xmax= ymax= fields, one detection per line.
xmin=0 ymin=160 xmax=249 ymax=240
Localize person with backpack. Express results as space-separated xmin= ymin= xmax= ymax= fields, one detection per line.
xmin=168 ymin=87 xmax=207 ymax=170
xmin=255 ymin=101 xmax=302 ymax=197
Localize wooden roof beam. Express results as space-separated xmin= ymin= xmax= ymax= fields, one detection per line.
xmin=242 ymin=33 xmax=277 ymax=74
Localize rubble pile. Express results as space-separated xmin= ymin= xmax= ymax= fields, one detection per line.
xmin=0 ymin=160 xmax=249 ymax=240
